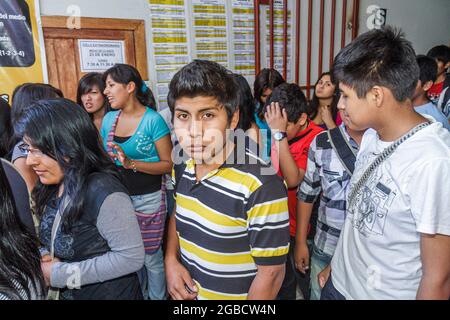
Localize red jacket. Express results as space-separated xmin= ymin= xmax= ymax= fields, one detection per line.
xmin=271 ymin=121 xmax=324 ymax=237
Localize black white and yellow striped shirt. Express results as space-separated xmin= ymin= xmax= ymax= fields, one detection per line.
xmin=172 ymin=148 xmax=290 ymax=300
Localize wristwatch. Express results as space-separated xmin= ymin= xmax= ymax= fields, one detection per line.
xmin=273 ymin=131 xmax=287 ymax=141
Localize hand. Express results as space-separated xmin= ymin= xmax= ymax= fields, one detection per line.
xmin=41 ymin=254 xmax=52 ymax=263
xmin=294 ymin=243 xmax=310 ymax=274
xmin=320 ymin=105 xmax=336 ymax=129
xmin=40 ymin=258 xmax=60 ymax=287
xmin=318 ymin=264 xmax=331 ymax=289
xmin=264 ymin=102 xmax=288 ymax=132
xmin=107 ymin=143 xmax=132 ymax=169
xmin=165 ymin=259 xmax=198 ymax=300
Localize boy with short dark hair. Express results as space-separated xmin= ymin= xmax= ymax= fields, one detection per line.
xmin=427 ymin=45 xmax=450 ymax=107
xmin=320 ymin=27 xmax=450 ymax=300
xmin=264 ymin=83 xmax=324 ymax=299
xmin=165 ymin=60 xmax=290 ymax=300
xmin=412 ymin=55 xmax=450 ymax=131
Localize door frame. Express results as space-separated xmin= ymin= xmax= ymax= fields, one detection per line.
xmin=41 ymin=16 xmax=149 ymax=80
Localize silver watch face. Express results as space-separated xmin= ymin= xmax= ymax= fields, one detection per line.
xmin=274 ymin=132 xmax=285 ymax=141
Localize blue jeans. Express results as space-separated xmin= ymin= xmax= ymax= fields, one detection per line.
xmin=320 ymin=275 xmax=346 ymax=300
xmin=137 ymin=247 xmax=167 ymax=300
xmin=310 ymin=245 xmax=333 ymax=300
xmin=131 ymin=191 xmax=167 ymax=300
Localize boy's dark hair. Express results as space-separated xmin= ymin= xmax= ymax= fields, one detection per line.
xmin=416 ymin=55 xmax=437 ymax=85
xmin=265 ymin=83 xmax=308 ymax=123
xmin=167 ymin=60 xmax=238 ymax=122
xmin=333 ymin=26 xmax=419 ymax=102
xmin=427 ymin=45 xmax=450 ymax=64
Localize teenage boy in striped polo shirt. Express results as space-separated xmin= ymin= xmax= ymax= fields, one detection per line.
xmin=165 ymin=60 xmax=290 ymax=300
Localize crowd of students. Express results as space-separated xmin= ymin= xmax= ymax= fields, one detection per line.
xmin=0 ymin=26 xmax=449 ymax=300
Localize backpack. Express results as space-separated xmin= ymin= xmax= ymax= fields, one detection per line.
xmin=327 ymin=126 xmax=357 ymax=176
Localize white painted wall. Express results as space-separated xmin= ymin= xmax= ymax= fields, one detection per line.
xmin=358 ymin=0 xmax=450 ymax=54
xmin=39 ymin=0 xmax=156 ymax=86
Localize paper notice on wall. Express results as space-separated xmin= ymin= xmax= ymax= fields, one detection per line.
xmin=156 ymin=82 xmax=170 ymax=109
xmin=78 ymin=40 xmax=125 ymax=72
xmin=147 ymin=0 xmax=295 ymax=106
xmin=231 ymin=0 xmax=255 ymax=83
xmin=192 ymin=0 xmax=228 ymax=67
xmin=265 ymin=0 xmax=292 ymax=81
xmin=149 ymin=0 xmax=190 ymax=109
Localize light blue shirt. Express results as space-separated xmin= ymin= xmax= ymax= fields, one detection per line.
xmin=254 ymin=102 xmax=271 ymax=163
xmin=101 ymin=107 xmax=170 ymax=166
xmin=415 ymin=102 xmax=450 ymax=131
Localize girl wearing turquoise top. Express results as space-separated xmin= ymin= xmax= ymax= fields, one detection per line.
xmin=253 ymin=68 xmax=285 ymax=162
xmin=100 ymin=64 xmax=173 ymax=300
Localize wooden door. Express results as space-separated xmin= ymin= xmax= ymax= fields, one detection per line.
xmin=42 ymin=17 xmax=149 ymax=101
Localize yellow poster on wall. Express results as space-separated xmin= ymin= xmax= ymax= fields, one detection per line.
xmin=0 ymin=0 xmax=47 ymax=103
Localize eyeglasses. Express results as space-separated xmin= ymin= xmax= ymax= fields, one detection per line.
xmin=18 ymin=144 xmax=45 ymax=158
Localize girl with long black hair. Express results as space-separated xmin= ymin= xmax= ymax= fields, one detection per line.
xmin=10 ymin=83 xmax=63 ymax=191
xmin=308 ymin=72 xmax=342 ymax=130
xmin=19 ymin=98 xmax=144 ymax=300
xmin=0 ymin=161 xmax=45 ymax=300
xmin=253 ymin=68 xmax=285 ymax=162
xmin=101 ymin=64 xmax=173 ymax=300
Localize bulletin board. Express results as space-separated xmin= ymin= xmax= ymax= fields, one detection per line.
xmin=147 ymin=0 xmax=294 ymax=109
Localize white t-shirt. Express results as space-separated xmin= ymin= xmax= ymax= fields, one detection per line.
xmin=331 ymin=121 xmax=450 ymax=300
